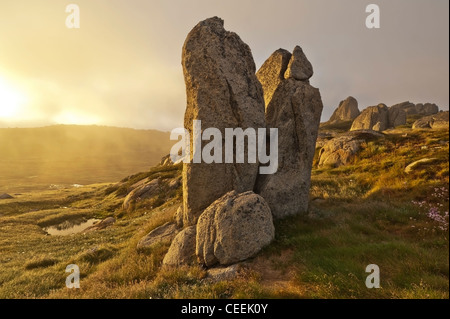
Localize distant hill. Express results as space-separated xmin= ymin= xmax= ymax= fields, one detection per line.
xmin=0 ymin=125 xmax=172 ymax=191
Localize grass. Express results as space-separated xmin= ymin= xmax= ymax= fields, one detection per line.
xmin=0 ymin=127 xmax=448 ymax=299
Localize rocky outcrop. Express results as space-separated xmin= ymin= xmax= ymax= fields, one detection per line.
xmin=207 ymin=264 xmax=241 ymax=282
xmin=412 ymin=111 xmax=449 ymax=130
xmin=163 ymin=226 xmax=197 ymax=266
xmin=196 ymin=191 xmax=274 ymax=267
xmin=388 ymin=104 xmax=407 ymax=128
xmin=256 ymin=49 xmax=292 ymax=107
xmin=409 ymin=103 xmax=439 ymax=116
xmin=181 ymin=17 xmax=266 ymax=226
xmin=137 ymin=223 xmax=178 ymax=250
xmin=350 ymin=104 xmax=389 ymax=132
xmin=351 ymin=101 xmax=441 ymax=132
xmin=389 ymin=101 xmax=439 ymax=116
xmin=256 ymin=46 xmax=323 ymax=218
xmin=329 ymin=96 xmax=360 ymax=124
xmin=318 ymin=130 xmax=385 ymax=168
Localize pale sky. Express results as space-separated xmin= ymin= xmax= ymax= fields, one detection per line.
xmin=0 ymin=0 xmax=448 ymax=131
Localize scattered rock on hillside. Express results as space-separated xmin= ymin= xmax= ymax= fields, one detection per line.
xmin=122 ymin=179 xmax=160 ymax=212
xmin=159 ymin=154 xmax=174 ymax=167
xmin=351 ymin=104 xmax=389 ymax=132
xmin=256 ymin=49 xmax=292 ymax=107
xmin=181 ymin=17 xmax=266 ymax=226
xmin=412 ymin=111 xmax=449 ymax=130
xmin=207 ymin=264 xmax=241 ymax=282
xmin=168 ymin=177 xmax=181 ymax=191
xmin=318 ymin=130 xmax=385 ymax=168
xmin=329 ymin=96 xmax=360 ymax=124
xmin=0 ymin=193 xmax=13 ymax=200
xmin=390 ymin=101 xmax=439 ymax=116
xmin=83 ymin=217 xmax=116 ymax=233
xmin=137 ymin=222 xmax=178 ymax=250
xmin=405 ymin=158 xmax=439 ymax=174
xmin=256 ymin=45 xmax=323 ymax=218
xmin=196 ymin=191 xmax=274 ymax=267
xmin=163 ymin=226 xmax=197 ymax=266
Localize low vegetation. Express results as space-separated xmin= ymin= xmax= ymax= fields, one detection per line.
xmin=0 ymin=127 xmax=448 ymax=299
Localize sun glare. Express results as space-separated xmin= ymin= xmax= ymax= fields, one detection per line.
xmin=53 ymin=110 xmax=100 ymax=125
xmin=0 ymin=77 xmax=27 ymax=119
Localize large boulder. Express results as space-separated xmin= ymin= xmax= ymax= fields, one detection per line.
xmin=256 ymin=49 xmax=292 ymax=107
xmin=256 ymin=46 xmax=323 ymax=218
xmin=350 ymin=104 xmax=389 ymax=132
xmin=318 ymin=130 xmax=385 ymax=168
xmin=181 ymin=17 xmax=266 ymax=226
xmin=412 ymin=111 xmax=449 ymax=130
xmin=329 ymin=96 xmax=360 ymax=124
xmin=388 ymin=104 xmax=407 ymax=128
xmin=196 ymin=191 xmax=274 ymax=267
xmin=391 ymin=101 xmax=416 ymax=116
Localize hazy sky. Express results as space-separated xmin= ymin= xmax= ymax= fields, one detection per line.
xmin=0 ymin=0 xmax=448 ymax=131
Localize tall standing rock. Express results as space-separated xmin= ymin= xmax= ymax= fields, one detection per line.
xmin=181 ymin=17 xmax=266 ymax=226
xmin=256 ymin=46 xmax=323 ymax=218
xmin=256 ymin=49 xmax=292 ymax=108
xmin=329 ymin=96 xmax=360 ymax=124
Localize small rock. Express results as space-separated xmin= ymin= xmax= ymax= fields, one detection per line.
xmin=207 ymin=264 xmax=241 ymax=282
xmin=122 ymin=179 xmax=160 ymax=212
xmin=163 ymin=226 xmax=196 ymax=266
xmin=405 ymin=158 xmax=439 ymax=174
xmin=0 ymin=193 xmax=13 ymax=200
xmin=137 ymin=222 xmax=178 ymax=250
xmin=168 ymin=178 xmax=181 ymax=190
xmin=83 ymin=217 xmax=116 ymax=233
xmin=175 ymin=206 xmax=184 ymax=228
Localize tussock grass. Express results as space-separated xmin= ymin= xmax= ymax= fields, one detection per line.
xmin=0 ymin=128 xmax=448 ymax=299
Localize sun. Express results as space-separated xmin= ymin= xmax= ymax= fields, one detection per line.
xmin=0 ymin=76 xmax=27 ymax=119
